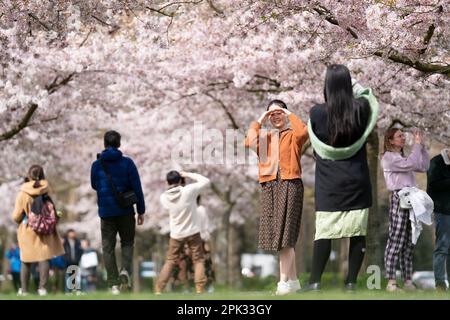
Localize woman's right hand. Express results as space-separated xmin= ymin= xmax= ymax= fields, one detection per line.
xmin=257 ymin=110 xmax=271 ymax=124
xmin=413 ymin=129 xmax=424 ymax=145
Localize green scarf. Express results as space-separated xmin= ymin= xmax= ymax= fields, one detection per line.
xmin=307 ymin=82 xmax=379 ymax=161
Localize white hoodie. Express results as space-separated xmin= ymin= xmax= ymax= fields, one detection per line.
xmin=160 ymin=173 xmax=210 ymax=240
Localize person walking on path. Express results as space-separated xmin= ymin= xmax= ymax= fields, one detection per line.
xmin=245 ymin=99 xmax=309 ymax=295
xmin=91 ymin=130 xmax=146 ymax=294
xmin=12 ymin=165 xmax=64 ymax=296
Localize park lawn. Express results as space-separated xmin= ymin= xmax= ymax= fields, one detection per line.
xmin=0 ymin=289 xmax=449 ymax=300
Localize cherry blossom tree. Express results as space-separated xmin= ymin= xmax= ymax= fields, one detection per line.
xmin=1 ymin=0 xmax=448 ymax=285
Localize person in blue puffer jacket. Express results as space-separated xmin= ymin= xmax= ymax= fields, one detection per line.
xmin=90 ymin=130 xmax=145 ymax=294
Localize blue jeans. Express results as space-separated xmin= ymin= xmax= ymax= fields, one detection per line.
xmin=433 ymin=213 xmax=450 ymax=284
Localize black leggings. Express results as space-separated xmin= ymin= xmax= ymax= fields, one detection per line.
xmin=309 ymin=236 xmax=366 ymax=284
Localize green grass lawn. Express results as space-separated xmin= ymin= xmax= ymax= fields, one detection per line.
xmin=1 ymin=289 xmax=449 ymax=300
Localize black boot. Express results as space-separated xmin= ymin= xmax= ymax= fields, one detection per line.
xmin=297 ymin=282 xmax=321 ymax=293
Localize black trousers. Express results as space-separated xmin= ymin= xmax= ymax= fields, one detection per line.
xmin=101 ymin=214 xmax=135 ymax=287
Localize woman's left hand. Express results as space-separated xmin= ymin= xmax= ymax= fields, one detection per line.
xmin=271 ymin=105 xmax=291 ymax=115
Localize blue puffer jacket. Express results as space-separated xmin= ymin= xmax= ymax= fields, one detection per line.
xmin=90 ymin=148 xmax=145 ymax=218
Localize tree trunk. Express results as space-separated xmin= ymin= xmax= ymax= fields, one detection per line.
xmin=215 ymin=208 xmax=232 ymax=286
xmin=1 ymin=228 xmax=11 ymax=291
xmin=133 ymin=245 xmax=140 ymax=293
xmin=228 ymin=223 xmax=243 ymax=288
xmin=365 ymin=130 xmax=383 ymax=269
xmin=339 ymin=238 xmax=349 ymax=276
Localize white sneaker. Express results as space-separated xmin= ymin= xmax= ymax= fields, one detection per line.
xmin=288 ymin=279 xmax=301 ymax=292
xmin=386 ymin=283 xmax=404 ymax=293
xmin=111 ymin=285 xmax=120 ymax=295
xmin=275 ymin=281 xmax=290 ymax=296
xmin=37 ymin=288 xmax=48 ymax=296
xmin=17 ymin=288 xmax=29 ymax=297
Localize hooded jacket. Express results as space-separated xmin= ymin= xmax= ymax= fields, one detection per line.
xmin=91 ymin=147 xmax=145 ymax=218
xmin=12 ymin=180 xmax=65 ymax=263
xmin=160 ymin=173 xmax=210 ymax=240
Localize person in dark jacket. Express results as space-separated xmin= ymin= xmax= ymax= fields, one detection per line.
xmin=427 ymin=148 xmax=450 ymax=291
xmin=305 ymin=64 xmax=376 ymax=291
xmin=91 ymin=130 xmax=146 ymax=294
xmin=63 ymin=229 xmax=83 ymax=292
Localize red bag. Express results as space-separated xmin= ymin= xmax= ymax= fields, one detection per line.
xmin=27 ymin=195 xmax=57 ymax=235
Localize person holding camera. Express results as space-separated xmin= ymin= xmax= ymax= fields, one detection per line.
xmin=155 ymin=171 xmax=210 ymax=295
xmin=381 ymin=128 xmax=429 ymax=292
xmin=90 ymin=130 xmax=146 ymax=294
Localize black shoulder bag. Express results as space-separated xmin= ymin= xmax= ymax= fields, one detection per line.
xmin=100 ymin=159 xmax=138 ymax=209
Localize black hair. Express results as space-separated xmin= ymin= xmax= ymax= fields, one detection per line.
xmin=25 ymin=165 xmax=45 ymax=188
xmin=266 ymin=99 xmax=288 ymax=111
xmin=166 ymin=170 xmax=182 ymax=185
xmin=324 ymin=64 xmax=364 ymax=147
xmin=104 ymin=130 xmax=121 ymax=148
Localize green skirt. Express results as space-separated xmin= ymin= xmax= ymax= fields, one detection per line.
xmin=314 ymin=208 xmax=369 ymax=240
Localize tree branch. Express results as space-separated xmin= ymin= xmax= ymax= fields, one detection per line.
xmin=245 ymin=87 xmax=293 ymax=93
xmin=147 ymin=0 xmax=204 ymax=17
xmin=420 ymin=5 xmax=442 ymax=54
xmin=159 ymin=0 xmax=203 ymax=11
xmin=374 ymin=50 xmax=450 ymax=77
xmin=390 ymin=118 xmax=412 ymax=129
xmin=207 ymin=0 xmax=224 ymax=15
xmin=45 ymin=72 xmax=76 ymax=94
xmin=28 ymin=12 xmax=51 ymax=31
xmin=210 ymin=181 xmax=226 ymax=202
xmin=28 ymin=110 xmax=62 ymax=127
xmin=79 ymin=27 xmax=93 ymax=48
xmin=0 ymin=73 xmax=76 ymax=141
xmin=204 ymin=92 xmax=239 ymax=129
xmin=0 ymin=104 xmax=38 ymax=141
xmin=419 ymin=23 xmax=435 ymax=55
xmin=146 ymin=6 xmax=175 ymax=18
xmin=312 ymin=5 xmax=449 ymax=77
xmin=91 ymin=14 xmax=110 ymax=26
xmin=313 ymin=5 xmax=358 ymax=39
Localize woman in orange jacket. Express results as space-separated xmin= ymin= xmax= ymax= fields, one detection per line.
xmin=245 ymin=100 xmax=308 ymax=295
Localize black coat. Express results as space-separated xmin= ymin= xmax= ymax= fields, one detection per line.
xmin=63 ymin=238 xmax=83 ymax=266
xmin=427 ymin=154 xmax=450 ymax=214
xmin=310 ymin=101 xmax=372 ymax=212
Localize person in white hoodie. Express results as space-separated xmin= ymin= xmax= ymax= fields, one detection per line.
xmin=155 ymin=170 xmax=210 ymax=294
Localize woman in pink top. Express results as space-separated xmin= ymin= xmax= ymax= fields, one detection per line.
xmin=381 ymin=128 xmax=429 ymax=292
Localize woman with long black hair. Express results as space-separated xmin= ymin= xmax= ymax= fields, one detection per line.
xmin=305 ymin=64 xmax=379 ymax=291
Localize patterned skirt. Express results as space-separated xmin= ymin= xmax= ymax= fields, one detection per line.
xmin=258 ymin=176 xmax=304 ymax=252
